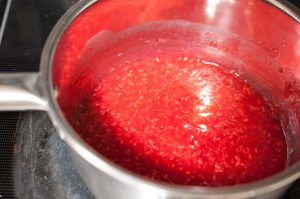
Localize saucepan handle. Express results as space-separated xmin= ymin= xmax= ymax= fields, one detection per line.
xmin=0 ymin=72 xmax=48 ymax=111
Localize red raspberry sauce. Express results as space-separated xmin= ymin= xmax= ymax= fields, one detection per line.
xmin=75 ymin=55 xmax=287 ymax=186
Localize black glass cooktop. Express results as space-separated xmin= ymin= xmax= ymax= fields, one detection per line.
xmin=0 ymin=0 xmax=79 ymax=198
xmin=0 ymin=0 xmax=299 ymax=199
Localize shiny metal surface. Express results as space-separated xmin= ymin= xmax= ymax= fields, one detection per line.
xmin=266 ymin=0 xmax=300 ymax=23
xmin=0 ymin=0 xmax=299 ymax=199
xmin=0 ymin=73 xmax=46 ymax=110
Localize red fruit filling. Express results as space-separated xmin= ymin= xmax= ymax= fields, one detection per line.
xmin=73 ymin=55 xmax=286 ymax=186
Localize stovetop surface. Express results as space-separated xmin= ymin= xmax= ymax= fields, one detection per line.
xmin=14 ymin=112 xmax=94 ymax=199
xmin=0 ymin=0 xmax=79 ymax=198
xmin=0 ymin=0 xmax=300 ymax=199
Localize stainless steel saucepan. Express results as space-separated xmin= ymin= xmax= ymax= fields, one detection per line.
xmin=1 ymin=0 xmax=300 ymax=198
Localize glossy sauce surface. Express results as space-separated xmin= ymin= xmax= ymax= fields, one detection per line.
xmin=75 ymin=55 xmax=286 ymax=186
xmin=52 ymin=0 xmax=300 ymax=187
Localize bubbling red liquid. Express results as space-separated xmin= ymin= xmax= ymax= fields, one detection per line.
xmin=74 ymin=54 xmax=286 ymax=186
